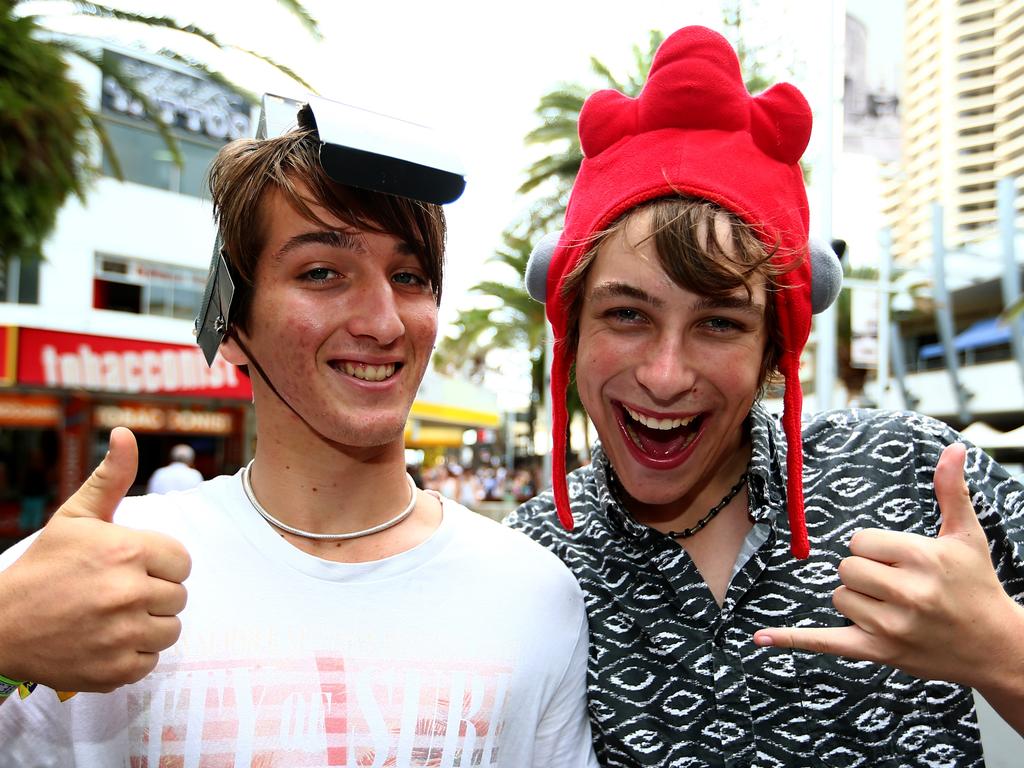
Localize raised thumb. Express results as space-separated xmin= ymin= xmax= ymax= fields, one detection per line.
xmin=54 ymin=427 xmax=138 ymax=522
xmin=935 ymin=442 xmax=980 ymax=538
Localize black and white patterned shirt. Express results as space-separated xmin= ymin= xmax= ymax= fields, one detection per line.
xmin=508 ymin=405 xmax=1024 ymax=768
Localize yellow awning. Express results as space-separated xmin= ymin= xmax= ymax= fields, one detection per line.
xmin=409 ymin=400 xmax=500 ymax=428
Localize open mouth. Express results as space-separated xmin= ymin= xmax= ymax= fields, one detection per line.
xmin=618 ymin=403 xmax=703 ymax=461
xmin=331 ymin=361 xmax=401 ymax=382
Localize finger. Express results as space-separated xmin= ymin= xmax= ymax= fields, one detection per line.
xmin=753 ymin=624 xmax=879 ymax=662
xmin=136 ymin=616 xmax=182 ymax=654
xmin=146 ymin=580 xmax=187 ymax=617
xmin=831 ymin=584 xmax=890 ymax=634
xmin=138 ymin=530 xmax=192 ymax=583
xmin=849 ymin=527 xmax=931 ymax=565
xmin=54 ymin=428 xmax=138 ymax=523
xmin=935 ymin=443 xmax=981 ymax=539
xmin=837 ymin=556 xmax=902 ymax=602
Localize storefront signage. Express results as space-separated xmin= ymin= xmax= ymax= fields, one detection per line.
xmin=0 ymin=394 xmax=60 ymax=427
xmin=94 ymin=404 xmax=234 ymax=435
xmin=17 ymin=328 xmax=252 ymax=400
xmin=0 ymin=326 xmax=14 ymax=385
xmin=101 ymin=50 xmax=251 ymax=142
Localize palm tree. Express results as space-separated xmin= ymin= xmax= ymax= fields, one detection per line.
xmin=0 ymin=1 xmax=319 ymax=267
xmin=518 ymin=30 xmax=665 ymax=234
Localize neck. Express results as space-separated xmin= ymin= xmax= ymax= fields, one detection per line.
xmin=246 ymin=386 xmax=414 ymax=537
xmin=622 ymin=435 xmax=753 ymax=532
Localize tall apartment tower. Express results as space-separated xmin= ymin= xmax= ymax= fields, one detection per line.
xmin=884 ymin=0 xmax=1024 ymax=265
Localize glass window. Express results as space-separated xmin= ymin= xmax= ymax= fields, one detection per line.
xmin=94 ymin=254 xmax=205 ymax=320
xmin=1 ymin=259 xmax=40 ymax=304
xmin=100 ymin=118 xmax=220 ymax=199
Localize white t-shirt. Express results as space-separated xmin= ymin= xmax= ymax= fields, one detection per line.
xmin=146 ymin=461 xmax=204 ymax=494
xmin=0 ymin=473 xmax=597 ymax=768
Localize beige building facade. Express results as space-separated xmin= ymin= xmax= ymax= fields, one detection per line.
xmin=886 ymin=0 xmax=1023 ymax=265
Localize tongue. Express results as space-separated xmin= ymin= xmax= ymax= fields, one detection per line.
xmin=629 ymin=421 xmax=694 ymax=459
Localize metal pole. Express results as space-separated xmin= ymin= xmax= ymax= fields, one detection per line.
xmin=888 ymin=319 xmax=915 ymax=410
xmin=998 ymin=176 xmax=1024 ymax=385
xmin=931 ymin=202 xmax=971 ymax=423
xmin=877 ymin=228 xmax=892 ymax=407
xmin=814 ymin=0 xmax=840 ymax=412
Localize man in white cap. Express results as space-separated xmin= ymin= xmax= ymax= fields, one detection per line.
xmin=146 ymin=444 xmax=204 ymax=494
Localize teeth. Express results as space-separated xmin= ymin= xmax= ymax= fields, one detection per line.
xmin=342 ymin=362 xmax=396 ymax=381
xmin=623 ymin=405 xmax=694 ymax=430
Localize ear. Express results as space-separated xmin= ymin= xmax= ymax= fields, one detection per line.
xmin=218 ymin=331 xmax=250 ymax=367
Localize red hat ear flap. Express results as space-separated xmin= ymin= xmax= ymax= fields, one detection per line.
xmin=749 ymin=83 xmax=813 ymax=165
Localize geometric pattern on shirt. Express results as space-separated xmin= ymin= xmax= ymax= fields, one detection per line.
xmin=508 ymin=405 xmax=1024 ymax=768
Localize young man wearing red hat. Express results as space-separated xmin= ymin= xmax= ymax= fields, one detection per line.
xmin=509 ymin=25 xmax=1024 ymax=767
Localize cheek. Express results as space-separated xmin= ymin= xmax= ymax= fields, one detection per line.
xmin=406 ymin=304 xmax=438 ymax=344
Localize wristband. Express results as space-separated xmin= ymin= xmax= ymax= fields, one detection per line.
xmin=0 ymin=673 xmax=37 ymax=700
xmin=0 ymin=674 xmax=75 ymax=702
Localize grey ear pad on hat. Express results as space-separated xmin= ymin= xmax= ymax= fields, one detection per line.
xmin=525 ymin=230 xmax=562 ymax=303
xmin=524 ymin=229 xmax=843 ymax=313
xmin=809 ymin=237 xmax=844 ymax=314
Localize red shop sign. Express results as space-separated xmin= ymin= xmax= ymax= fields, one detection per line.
xmin=17 ymin=327 xmax=252 ymax=400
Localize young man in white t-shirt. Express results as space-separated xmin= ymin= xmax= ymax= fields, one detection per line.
xmin=0 ymin=99 xmax=597 ymax=768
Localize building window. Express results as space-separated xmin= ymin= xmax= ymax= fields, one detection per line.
xmin=0 ymin=258 xmax=40 ymax=304
xmin=99 ymin=118 xmax=222 ymax=198
xmin=93 ymin=254 xmax=206 ymax=319
xmin=98 ymin=50 xmax=251 ymax=199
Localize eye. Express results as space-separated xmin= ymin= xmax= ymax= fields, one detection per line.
xmin=392 ymin=270 xmax=429 ymax=289
xmin=301 ymin=267 xmax=339 ymax=284
xmin=606 ymin=307 xmax=646 ymax=324
xmin=703 ymin=316 xmax=743 ymax=332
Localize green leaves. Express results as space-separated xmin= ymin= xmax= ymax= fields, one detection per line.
xmin=0 ymin=12 xmax=90 ymax=263
xmin=1 ymin=0 xmax=320 ymax=266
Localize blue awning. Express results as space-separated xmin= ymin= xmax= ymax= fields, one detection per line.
xmin=919 ymin=317 xmax=1012 ymax=359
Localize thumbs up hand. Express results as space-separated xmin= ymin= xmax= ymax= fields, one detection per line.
xmin=754 ymin=444 xmax=1024 ymax=693
xmin=0 ymin=428 xmax=192 ymax=693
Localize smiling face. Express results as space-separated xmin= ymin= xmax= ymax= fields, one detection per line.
xmin=574 ymin=207 xmax=769 ymax=516
xmin=221 ymin=185 xmax=438 ymax=451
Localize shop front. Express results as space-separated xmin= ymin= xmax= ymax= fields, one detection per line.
xmin=0 ymin=326 xmax=252 ymax=538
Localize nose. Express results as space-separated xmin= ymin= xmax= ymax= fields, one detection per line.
xmin=346 ymin=276 xmax=405 ymax=345
xmin=634 ymin=331 xmax=698 ymax=403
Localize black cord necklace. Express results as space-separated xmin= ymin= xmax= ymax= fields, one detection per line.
xmin=667 ymin=472 xmax=749 ymax=539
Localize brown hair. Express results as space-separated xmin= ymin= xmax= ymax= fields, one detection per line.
xmin=207 ymin=125 xmax=447 ymax=332
xmin=560 ymin=197 xmax=793 ymax=390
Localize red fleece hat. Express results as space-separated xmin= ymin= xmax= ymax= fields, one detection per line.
xmin=544 ymin=26 xmax=814 ymax=558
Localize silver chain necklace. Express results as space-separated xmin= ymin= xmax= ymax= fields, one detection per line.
xmin=241 ymin=461 xmax=418 ymax=541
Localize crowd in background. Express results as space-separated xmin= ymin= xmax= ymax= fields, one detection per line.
xmin=412 ymin=462 xmax=543 ymax=512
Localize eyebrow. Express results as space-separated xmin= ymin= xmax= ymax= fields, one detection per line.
xmin=272 ymin=230 xmax=417 ymax=261
xmin=587 ymin=281 xmax=765 ymax=317
xmin=587 ymin=282 xmax=665 ymax=308
xmin=691 ymin=294 xmax=766 ymax=317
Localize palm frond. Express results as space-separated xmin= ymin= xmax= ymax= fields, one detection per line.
xmin=69 ymin=2 xmax=223 ymax=47
xmin=272 ymin=0 xmax=322 ymax=41
xmin=589 ymin=56 xmax=625 ymax=92
xmin=231 ymin=45 xmax=317 ymax=93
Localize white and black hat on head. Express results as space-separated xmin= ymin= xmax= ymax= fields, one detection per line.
xmin=194 ymin=93 xmax=466 ymax=366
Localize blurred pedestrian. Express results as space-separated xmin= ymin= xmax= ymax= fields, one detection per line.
xmin=146 ymin=444 xmax=203 ymax=494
